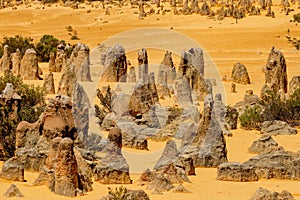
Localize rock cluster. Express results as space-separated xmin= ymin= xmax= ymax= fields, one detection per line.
xmin=34 ymin=137 xmax=93 ymax=197
xmin=58 ymin=43 xmax=91 ymax=96
xmin=261 ymin=120 xmax=297 ymax=135
xmin=177 ymin=94 xmax=228 ymax=168
xmin=218 ymin=148 xmax=300 ymax=182
xmin=250 ymin=187 xmax=295 ymax=200
xmin=1 ymin=95 xmax=81 ymax=178
xmin=94 ymin=127 xmax=132 ymax=184
xmin=178 ymin=48 xmax=208 ymax=101
xmin=129 ymin=49 xmax=159 ymax=116
xmin=101 ymin=188 xmax=150 ymax=200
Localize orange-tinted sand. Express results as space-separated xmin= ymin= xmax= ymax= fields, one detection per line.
xmin=0 ymin=1 xmax=300 ymax=199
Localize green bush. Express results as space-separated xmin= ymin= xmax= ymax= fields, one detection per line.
xmin=240 ymin=88 xmax=300 ymax=130
xmin=0 ymin=35 xmax=35 ymax=58
xmin=0 ymin=74 xmax=45 ymax=159
xmin=287 ymin=88 xmax=300 ymax=123
xmin=35 ymin=34 xmax=66 ymax=62
xmin=239 ymin=105 xmax=264 ymax=130
xmin=260 ymin=89 xmax=289 ymax=122
xmin=107 ymin=186 xmax=128 ymax=200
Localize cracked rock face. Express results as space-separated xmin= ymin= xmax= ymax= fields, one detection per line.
xmin=231 ymin=62 xmax=250 ymax=84
xmin=100 ymin=44 xmax=127 ymax=82
xmin=20 ymin=48 xmax=42 ymax=80
xmin=263 ymin=48 xmax=288 ymax=93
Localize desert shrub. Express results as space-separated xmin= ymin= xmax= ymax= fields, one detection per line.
xmin=35 ymin=34 xmax=66 ymax=62
xmin=240 ymin=88 xmax=300 ymax=130
xmin=107 ymin=186 xmax=128 ymax=200
xmin=239 ymin=105 xmax=264 ymax=130
xmin=0 ymin=74 xmax=46 ymax=159
xmin=260 ymin=89 xmax=289 ymax=122
xmin=286 ymin=88 xmax=300 ymax=123
xmin=95 ymin=85 xmax=114 ymax=126
xmin=293 ymin=13 xmax=300 ymax=23
xmin=0 ymin=35 xmax=35 ymax=58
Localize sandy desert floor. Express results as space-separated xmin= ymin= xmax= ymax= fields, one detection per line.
xmin=0 ymin=1 xmax=300 ymax=199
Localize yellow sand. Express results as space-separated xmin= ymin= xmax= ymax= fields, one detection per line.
xmin=0 ymin=1 xmax=300 ymax=199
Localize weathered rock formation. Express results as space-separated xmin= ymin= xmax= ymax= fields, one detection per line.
xmin=174 ymin=77 xmax=193 ymax=106
xmin=261 ymin=120 xmax=297 ymax=135
xmin=57 ymin=60 xmax=77 ymax=96
xmin=72 ymin=43 xmax=92 ymax=82
xmin=213 ymin=93 xmax=232 ymax=136
xmin=217 ymin=162 xmax=258 ymax=182
xmin=100 ymin=44 xmax=127 ymax=82
xmin=34 ymin=137 xmax=92 ymax=197
xmin=0 ymin=83 xmax=21 ymax=158
xmin=8 ymin=95 xmax=81 ymax=173
xmin=43 ymin=72 xmax=55 ymax=94
xmin=101 ymin=188 xmax=150 ymax=200
xmin=3 ymin=184 xmax=25 ymax=197
xmin=171 ymin=184 xmax=191 ymax=193
xmin=154 ymin=140 xmax=193 ymax=183
xmin=157 ymin=51 xmax=175 ymax=98
xmin=289 ymin=76 xmax=300 ymax=96
xmin=218 ymin=148 xmax=300 ymax=182
xmin=20 ymin=48 xmax=42 ymax=80
xmin=231 ymin=62 xmax=250 ymax=84
xmin=54 ymin=138 xmax=79 ymax=197
xmin=179 ymin=94 xmax=228 ymax=167
xmin=158 ymin=52 xmax=176 ymax=83
xmin=0 ymin=157 xmax=25 ymax=182
xmin=48 ymin=52 xmax=56 ymax=72
xmin=58 ymin=43 xmax=91 ymax=96
xmin=11 ymin=49 xmax=21 ymax=76
xmin=138 ymin=168 xmax=174 ymax=192
xmin=250 ymin=187 xmax=295 ymax=200
xmin=0 ymin=45 xmax=12 ymax=73
xmin=225 ymin=105 xmax=238 ymax=130
xmin=127 ymin=66 xmax=136 ymax=82
xmin=129 ymin=50 xmax=159 ymax=116
xmin=94 ymin=127 xmax=132 ymax=184
xmin=94 ymin=153 xmax=131 ymax=184
xmin=248 ymin=135 xmax=280 ymax=154
xmin=178 ymin=48 xmax=208 ymax=101
xmin=72 ymin=83 xmax=90 ymax=145
xmin=138 ymin=48 xmax=148 ymax=79
xmin=263 ymin=48 xmax=288 ymax=94
xmin=55 ymin=44 xmax=66 ymax=72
